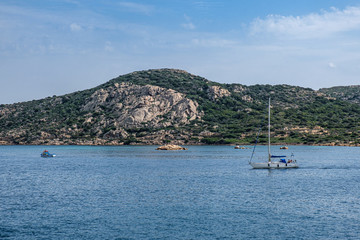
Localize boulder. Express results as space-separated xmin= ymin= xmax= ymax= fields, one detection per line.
xmin=156 ymin=144 xmax=187 ymax=150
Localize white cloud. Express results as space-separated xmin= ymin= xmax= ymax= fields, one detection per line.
xmin=104 ymin=41 xmax=114 ymax=52
xmin=118 ymin=2 xmax=154 ymax=15
xmin=328 ymin=62 xmax=336 ymax=68
xmin=182 ymin=22 xmax=196 ymax=30
xmin=181 ymin=14 xmax=196 ymax=30
xmin=190 ymin=38 xmax=237 ymax=48
xmin=70 ymin=23 xmax=82 ymax=32
xmin=250 ymin=6 xmax=360 ymax=39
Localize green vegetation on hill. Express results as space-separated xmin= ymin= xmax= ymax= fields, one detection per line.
xmin=0 ymin=69 xmax=359 ymax=145
xmin=319 ymin=85 xmax=360 ymax=104
xmin=106 ymin=69 xmax=360 ymax=145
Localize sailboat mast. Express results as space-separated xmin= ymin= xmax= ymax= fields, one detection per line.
xmin=268 ymin=97 xmax=271 ymax=162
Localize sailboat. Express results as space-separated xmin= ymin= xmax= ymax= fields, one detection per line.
xmin=249 ymin=98 xmax=298 ymax=169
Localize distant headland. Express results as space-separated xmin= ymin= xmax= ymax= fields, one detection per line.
xmin=0 ymin=69 xmax=359 ymax=146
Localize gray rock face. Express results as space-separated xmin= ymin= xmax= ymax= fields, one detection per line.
xmin=0 ymin=81 xmax=203 ymax=145
xmin=207 ymin=86 xmax=231 ymax=100
xmin=83 ymin=82 xmax=201 ymax=128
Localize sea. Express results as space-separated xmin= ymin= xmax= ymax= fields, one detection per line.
xmin=0 ymin=145 xmax=359 ymax=240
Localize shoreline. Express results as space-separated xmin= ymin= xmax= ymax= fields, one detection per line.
xmin=0 ymin=143 xmax=359 ymax=147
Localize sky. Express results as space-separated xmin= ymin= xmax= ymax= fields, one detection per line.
xmin=1 ymin=0 xmax=360 ymax=104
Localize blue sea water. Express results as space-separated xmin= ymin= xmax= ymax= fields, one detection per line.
xmin=0 ymin=145 xmax=359 ymax=239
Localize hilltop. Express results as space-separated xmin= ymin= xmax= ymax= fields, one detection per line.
xmin=0 ymin=69 xmax=359 ymax=146
xmin=319 ymin=85 xmax=360 ymax=104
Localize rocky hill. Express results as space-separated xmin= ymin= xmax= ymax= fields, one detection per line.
xmin=0 ymin=69 xmax=359 ymax=146
xmin=319 ymin=85 xmax=360 ymax=104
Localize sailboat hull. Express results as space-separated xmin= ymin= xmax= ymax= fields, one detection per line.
xmin=250 ymin=162 xmax=299 ymax=169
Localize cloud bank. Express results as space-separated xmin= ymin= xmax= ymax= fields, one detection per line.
xmin=250 ymin=6 xmax=360 ymax=39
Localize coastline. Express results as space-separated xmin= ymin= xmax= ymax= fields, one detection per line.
xmin=0 ymin=141 xmax=359 ymax=147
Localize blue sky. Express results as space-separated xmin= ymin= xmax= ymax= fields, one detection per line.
xmin=1 ymin=0 xmax=360 ymax=104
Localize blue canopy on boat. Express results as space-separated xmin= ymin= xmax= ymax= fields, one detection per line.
xmin=271 ymin=155 xmax=286 ymax=158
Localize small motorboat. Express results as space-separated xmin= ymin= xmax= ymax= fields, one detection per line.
xmin=41 ymin=150 xmax=56 ymax=158
xmin=235 ymin=146 xmax=248 ymax=149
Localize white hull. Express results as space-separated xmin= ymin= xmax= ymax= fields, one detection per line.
xmin=250 ymin=161 xmax=298 ymax=169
